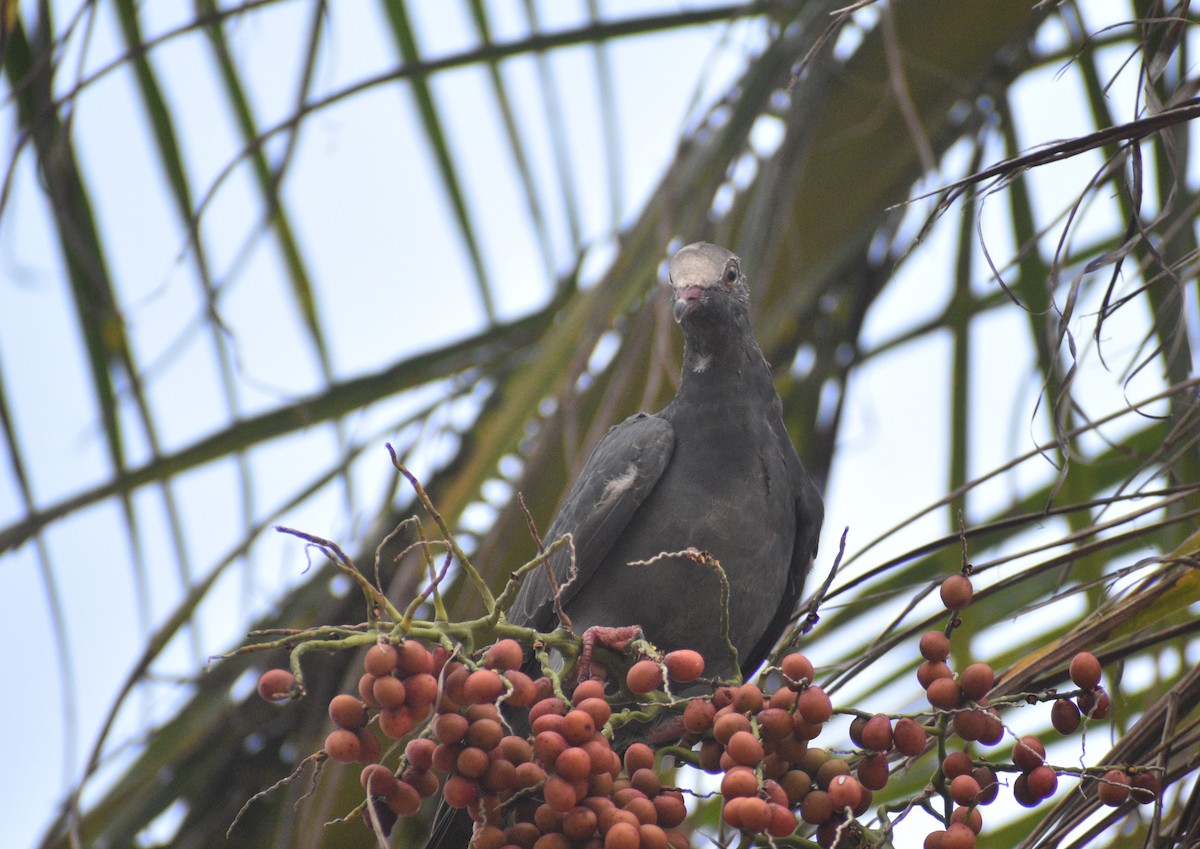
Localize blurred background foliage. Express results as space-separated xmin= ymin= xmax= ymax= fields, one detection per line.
xmin=2 ymin=0 xmax=1199 ymax=847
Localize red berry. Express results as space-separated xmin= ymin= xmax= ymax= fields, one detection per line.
xmin=1098 ymin=769 xmax=1130 ymax=806
xmin=257 ymin=668 xmax=295 ymax=703
xmin=626 ymin=659 xmax=664 ymax=695
xmin=329 ymin=694 xmax=367 ymax=729
xmin=1131 ymin=771 xmax=1161 ymax=804
xmin=1069 ymin=652 xmax=1102 ymax=690
xmin=919 ymin=631 xmax=951 ymax=662
xmin=1026 ymin=765 xmax=1058 ymax=800
xmin=939 ymin=574 xmax=974 ymax=611
xmin=664 ymin=650 xmax=705 ymax=682
xmin=951 ymin=804 xmax=983 ymax=833
xmin=943 ymin=822 xmax=977 ymax=849
xmin=917 ymin=661 xmax=954 ymax=689
xmin=861 ymin=714 xmax=893 ymax=751
xmin=926 ymin=677 xmax=963 ymax=710
xmin=781 ymin=653 xmax=815 ymax=687
xmin=1051 ymin=698 xmax=1081 ymax=734
xmin=1012 ymin=735 xmax=1045 ymax=772
xmin=364 ymin=644 xmax=399 ymax=677
xmin=726 ymin=730 xmax=765 ymax=767
xmin=959 ymin=663 xmax=994 ymax=701
xmin=682 ymin=697 xmax=716 ymax=734
xmin=623 ymin=742 xmax=655 ymax=775
xmin=797 ymin=686 xmax=833 ymax=724
xmin=721 ymin=765 xmax=760 ymax=798
xmin=941 ymin=751 xmax=973 ymax=779
xmin=1077 ymin=687 xmax=1111 ymax=719
xmin=973 ymin=765 xmax=999 ymax=805
xmin=893 ymin=718 xmax=928 ymax=756
xmin=360 ymin=763 xmax=397 ymax=794
xmin=857 ymin=752 xmax=890 ymax=790
xmin=443 ymin=774 xmax=479 ymax=808
xmin=483 ymin=638 xmax=523 ymax=671
xmin=463 ymin=669 xmax=505 ymax=704
xmin=324 ymin=728 xmax=362 ymax=763
xmin=826 ymin=774 xmax=863 ymax=811
xmin=950 ymin=774 xmax=981 ymax=805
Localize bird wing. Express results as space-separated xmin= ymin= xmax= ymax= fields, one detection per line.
xmin=739 ymin=403 xmax=825 ymax=677
xmin=507 ymin=412 xmax=675 ymax=631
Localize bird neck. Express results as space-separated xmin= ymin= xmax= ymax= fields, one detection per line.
xmin=677 ymin=317 xmax=774 ymax=401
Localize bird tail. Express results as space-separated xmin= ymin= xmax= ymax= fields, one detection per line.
xmin=423 ymin=801 xmax=475 ymax=849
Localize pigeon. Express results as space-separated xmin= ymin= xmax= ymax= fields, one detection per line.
xmin=509 ymin=241 xmax=823 ymax=680
xmin=423 ymin=242 xmax=823 ymax=847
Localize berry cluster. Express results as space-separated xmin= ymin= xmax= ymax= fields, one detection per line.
xmin=916 ymin=573 xmax=1157 ymax=849
xmin=251 ymin=570 xmax=1161 ymax=849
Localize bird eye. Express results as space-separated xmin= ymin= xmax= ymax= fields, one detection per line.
xmin=724 ymin=261 xmax=739 ymax=284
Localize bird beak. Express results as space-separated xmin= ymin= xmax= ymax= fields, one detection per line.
xmin=672 ymin=285 xmax=704 ymax=322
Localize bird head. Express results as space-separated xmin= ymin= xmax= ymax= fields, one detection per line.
xmin=667 ymin=242 xmax=750 ymax=325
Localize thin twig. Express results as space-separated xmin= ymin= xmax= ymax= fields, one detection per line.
xmin=386 ymin=444 xmax=495 ymax=613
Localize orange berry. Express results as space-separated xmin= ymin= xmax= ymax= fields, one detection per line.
xmin=328 ymin=694 xmax=367 ymax=729
xmin=463 ymin=669 xmax=505 ymax=704
xmin=626 ymin=659 xmax=664 ymax=695
xmin=664 ymin=650 xmax=705 ymax=682
xmin=324 ymin=728 xmax=362 ymax=763
xmin=826 ymin=774 xmax=863 ymax=811
xmin=939 ymin=574 xmax=974 ymax=610
xmin=364 ymin=644 xmax=399 ymax=677
xmin=483 ymin=638 xmax=524 ymax=671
